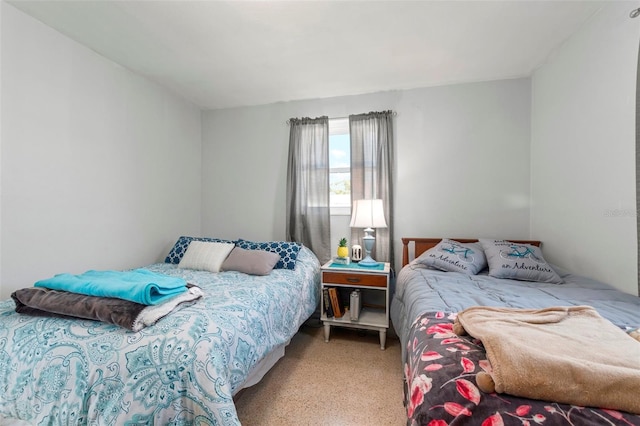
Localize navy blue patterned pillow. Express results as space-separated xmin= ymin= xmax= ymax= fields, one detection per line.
xmin=165 ymin=236 xmax=236 ymax=264
xmin=235 ymin=239 xmax=301 ymax=270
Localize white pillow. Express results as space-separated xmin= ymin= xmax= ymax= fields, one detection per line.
xmin=178 ymin=241 xmax=235 ymax=272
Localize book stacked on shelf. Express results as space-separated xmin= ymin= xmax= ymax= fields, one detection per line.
xmin=322 ymin=288 xmax=334 ymax=318
xmin=332 ymin=256 xmax=351 ymax=265
xmin=323 ymin=287 xmax=345 ymax=318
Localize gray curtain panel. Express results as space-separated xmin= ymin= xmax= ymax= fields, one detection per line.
xmin=349 ymin=111 xmax=395 ymax=266
xmin=286 ymin=116 xmax=331 ymax=263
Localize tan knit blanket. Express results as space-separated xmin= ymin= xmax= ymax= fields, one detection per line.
xmin=454 ymin=306 xmax=640 ymax=414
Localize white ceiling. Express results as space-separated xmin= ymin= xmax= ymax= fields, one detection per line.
xmin=9 ymin=1 xmax=614 ymax=110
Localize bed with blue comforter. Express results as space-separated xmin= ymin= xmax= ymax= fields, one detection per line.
xmin=0 ymin=245 xmax=320 ymax=425
xmin=391 ymin=237 xmax=640 ymax=426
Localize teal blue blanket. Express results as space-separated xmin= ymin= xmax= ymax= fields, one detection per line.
xmin=34 ymin=269 xmax=187 ymax=305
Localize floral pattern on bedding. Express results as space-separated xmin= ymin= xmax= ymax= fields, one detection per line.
xmin=405 ymin=312 xmax=640 ymax=426
xmin=0 ymin=247 xmax=320 ymax=425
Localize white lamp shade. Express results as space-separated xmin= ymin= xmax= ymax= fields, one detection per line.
xmin=350 ymin=199 xmax=387 ymax=229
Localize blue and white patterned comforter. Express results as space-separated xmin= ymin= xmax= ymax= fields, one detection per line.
xmin=0 ymin=246 xmax=320 ymax=425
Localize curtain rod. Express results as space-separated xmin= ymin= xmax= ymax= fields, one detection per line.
xmin=286 ymin=111 xmax=397 ymax=126
xmin=331 ymin=112 xmax=399 ymax=120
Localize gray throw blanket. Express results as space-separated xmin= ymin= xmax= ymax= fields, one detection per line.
xmin=12 ymin=284 xmax=203 ymax=331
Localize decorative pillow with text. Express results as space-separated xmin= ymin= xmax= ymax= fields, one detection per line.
xmin=414 ymin=239 xmax=487 ymax=275
xmin=480 ymin=239 xmax=563 ymax=284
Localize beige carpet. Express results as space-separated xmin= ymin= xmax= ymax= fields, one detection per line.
xmin=234 ymin=323 xmax=406 ymax=426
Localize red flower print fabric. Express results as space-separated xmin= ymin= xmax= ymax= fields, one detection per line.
xmin=403 ymin=312 xmax=640 ymax=426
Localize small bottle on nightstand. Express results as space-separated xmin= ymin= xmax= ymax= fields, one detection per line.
xmin=350 ymin=290 xmax=361 ymax=321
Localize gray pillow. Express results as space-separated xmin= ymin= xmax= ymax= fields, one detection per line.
xmin=414 ymin=239 xmax=487 ymax=275
xmin=479 ymin=239 xmax=563 ymax=284
xmin=221 ymin=247 xmax=280 ymax=276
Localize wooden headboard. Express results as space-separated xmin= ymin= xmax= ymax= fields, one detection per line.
xmin=401 ymin=237 xmax=542 ymax=267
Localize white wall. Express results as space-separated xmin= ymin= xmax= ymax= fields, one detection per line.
xmin=6 ymin=0 xmax=631 ymax=299
xmin=531 ymin=2 xmax=639 ymax=296
xmin=202 ymin=78 xmax=532 ymax=272
xmin=0 ymin=1 xmax=3 ymax=292
xmin=0 ymin=3 xmax=202 ymax=298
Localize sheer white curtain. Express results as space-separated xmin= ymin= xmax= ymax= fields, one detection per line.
xmin=286 ymin=116 xmax=331 ymax=263
xmin=349 ymin=111 xmax=395 ymax=266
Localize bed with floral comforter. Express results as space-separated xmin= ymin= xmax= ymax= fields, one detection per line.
xmin=0 ymin=246 xmax=319 ymax=425
xmin=404 ymin=311 xmax=640 ymax=426
xmin=391 ymin=238 xmax=640 ymax=426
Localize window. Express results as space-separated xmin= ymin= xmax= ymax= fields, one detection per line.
xmin=329 ymin=118 xmax=350 ymax=216
xmin=287 ymin=112 xmax=393 ymax=265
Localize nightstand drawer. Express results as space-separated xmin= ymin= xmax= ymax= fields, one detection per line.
xmin=322 ymin=271 xmax=387 ymax=287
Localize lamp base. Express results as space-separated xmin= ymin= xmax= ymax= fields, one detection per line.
xmin=359 ymin=230 xmax=379 ymax=266
xmin=358 ymin=255 xmax=380 ymax=267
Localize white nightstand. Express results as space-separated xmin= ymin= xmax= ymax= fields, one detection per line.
xmin=320 ymin=260 xmax=391 ymax=350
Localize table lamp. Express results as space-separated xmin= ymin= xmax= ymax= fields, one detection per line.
xmin=350 ymin=199 xmax=387 ymax=266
